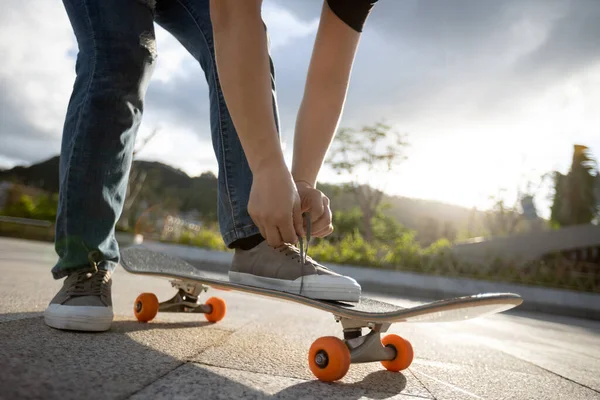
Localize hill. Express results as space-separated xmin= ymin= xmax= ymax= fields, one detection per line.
xmin=1 ymin=156 xmax=492 ymax=242
xmin=0 ymin=156 xmax=60 ymax=193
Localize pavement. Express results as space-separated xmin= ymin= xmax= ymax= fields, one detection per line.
xmin=1 ymin=237 xmax=599 ymax=400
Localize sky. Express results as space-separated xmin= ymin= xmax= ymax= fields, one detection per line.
xmin=1 ymin=0 xmax=599 ymax=219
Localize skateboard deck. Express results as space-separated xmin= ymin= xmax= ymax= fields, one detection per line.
xmin=120 ymin=246 xmax=523 ymax=382
xmin=120 ymin=246 xmax=522 ymax=323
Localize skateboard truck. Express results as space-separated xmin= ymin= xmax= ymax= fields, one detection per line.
xmin=132 ymin=279 xmax=227 ymax=323
xmin=170 ymin=279 xmax=208 ymax=297
xmin=336 ymin=317 xmax=396 ymax=364
xmin=154 ymin=280 xmax=212 ymax=314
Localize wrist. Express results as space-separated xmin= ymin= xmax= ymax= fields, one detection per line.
xmin=293 ymin=178 xmax=316 ymax=189
xmin=252 ymin=149 xmax=287 ymax=176
xmin=291 ymin=160 xmax=318 ymax=188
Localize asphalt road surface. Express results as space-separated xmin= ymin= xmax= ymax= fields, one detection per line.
xmin=0 ymin=237 xmax=598 ymax=399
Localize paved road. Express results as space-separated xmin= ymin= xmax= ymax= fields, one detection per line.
xmin=0 ymin=237 xmax=599 ymax=400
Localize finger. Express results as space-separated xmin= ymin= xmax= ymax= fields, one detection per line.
xmin=310 ymin=205 xmax=332 ymax=234
xmin=301 ymin=190 xmax=324 ymax=218
xmin=250 ymin=211 xmax=267 ymax=242
xmin=299 ymin=190 xmax=312 ymax=212
xmin=265 ymin=224 xmax=284 ymax=247
xmin=313 ymin=224 xmax=334 ymax=238
xmin=293 ymin=201 xmax=305 ymax=238
xmin=310 ymin=195 xmax=332 ymax=232
xmin=279 ymin=217 xmax=298 ymax=244
xmin=256 ymin=222 xmax=267 ymax=242
xmin=309 ymin=192 xmax=325 ymax=222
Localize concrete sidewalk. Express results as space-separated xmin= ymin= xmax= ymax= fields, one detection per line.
xmin=1 ymin=237 xmax=600 ymax=399
xmin=142 ymin=241 xmax=600 ymax=320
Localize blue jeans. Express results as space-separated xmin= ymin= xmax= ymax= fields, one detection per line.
xmin=53 ymin=0 xmax=277 ymax=278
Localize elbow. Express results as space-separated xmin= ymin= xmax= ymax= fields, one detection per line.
xmin=210 ymin=0 xmax=263 ymax=33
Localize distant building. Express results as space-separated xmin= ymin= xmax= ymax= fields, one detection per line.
xmin=160 ymin=214 xmax=204 ymax=241
xmin=179 ymin=209 xmax=203 ymax=226
xmin=520 ymin=195 xmax=537 ymax=220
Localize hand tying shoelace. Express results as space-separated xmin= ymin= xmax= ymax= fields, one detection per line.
xmin=298 ymin=212 xmax=311 ymax=297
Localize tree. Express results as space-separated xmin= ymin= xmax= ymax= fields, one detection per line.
xmin=371 ymin=205 xmax=407 ymax=244
xmin=595 ymin=174 xmax=600 ymax=224
xmin=481 ymin=169 xmax=553 ymax=238
xmin=326 ymin=121 xmax=407 ymax=241
xmin=325 ymin=204 xmax=408 ymax=246
xmin=483 ymin=194 xmax=522 ymax=237
xmin=550 ymin=145 xmax=598 ymax=227
xmin=120 ymin=128 xmax=160 ymax=230
xmin=550 ymin=172 xmax=566 ymax=227
xmin=416 ymin=217 xmax=440 ymax=246
xmin=327 ymin=207 xmax=363 ymax=243
xmin=415 ymin=217 xmax=458 ymax=246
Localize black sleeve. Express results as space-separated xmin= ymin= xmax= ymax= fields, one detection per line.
xmin=326 ymin=0 xmax=379 ymax=33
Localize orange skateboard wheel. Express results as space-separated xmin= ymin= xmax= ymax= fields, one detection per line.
xmin=134 ymin=293 xmax=159 ymax=322
xmin=380 ymin=334 xmax=414 ymax=372
xmin=308 ymin=336 xmax=351 ymax=382
xmin=204 ymin=297 xmax=226 ymax=322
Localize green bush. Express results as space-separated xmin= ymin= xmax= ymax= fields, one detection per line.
xmin=2 ymin=195 xmax=36 ymax=219
xmin=312 ymin=230 xmax=381 ymax=266
xmin=2 ymin=193 xmax=58 ymax=222
xmin=384 ymin=232 xmax=421 ymax=269
xmin=163 ymin=207 xmax=598 ymax=293
xmin=191 ymin=229 xmax=228 ymax=251
xmin=176 ymin=228 xmax=228 ymax=252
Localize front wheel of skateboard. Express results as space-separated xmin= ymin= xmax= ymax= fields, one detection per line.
xmin=308 ymin=336 xmax=351 ymax=382
xmin=380 ymin=334 xmax=414 ymax=372
xmin=204 ymin=297 xmax=226 ymax=323
xmin=134 ymin=293 xmax=159 ymax=322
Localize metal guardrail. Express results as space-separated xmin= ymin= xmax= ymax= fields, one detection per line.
xmin=0 ymin=216 xmax=53 ymax=227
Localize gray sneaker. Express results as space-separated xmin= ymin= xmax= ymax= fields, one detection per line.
xmin=229 ymin=241 xmax=361 ymax=302
xmin=44 ymin=269 xmax=113 ymax=331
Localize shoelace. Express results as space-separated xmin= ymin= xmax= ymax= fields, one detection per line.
xmin=277 ymin=243 xmax=307 ymax=260
xmin=66 ymin=270 xmax=109 ymax=297
xmin=275 ymin=213 xmax=312 ymax=264
xmin=299 ymin=212 xmax=311 ymax=267
xmin=298 ymin=212 xmax=311 ymax=296
xmin=274 ymin=213 xmax=317 ymax=296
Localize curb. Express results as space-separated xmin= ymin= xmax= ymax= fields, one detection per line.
xmin=141 ymin=241 xmax=600 ymax=321
xmin=324 ymin=264 xmax=600 ymax=320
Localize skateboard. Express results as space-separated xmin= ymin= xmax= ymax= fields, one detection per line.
xmin=120 ymin=246 xmax=523 ymax=382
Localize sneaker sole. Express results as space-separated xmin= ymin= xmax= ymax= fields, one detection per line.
xmin=44 ymin=304 xmax=114 ymax=332
xmin=228 ymin=271 xmax=361 ymax=302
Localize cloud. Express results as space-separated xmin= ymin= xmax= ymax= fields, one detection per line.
xmin=263 ymin=5 xmax=319 ymax=50
xmin=3 ymin=0 xmax=596 ymax=158
xmin=513 ymin=2 xmax=600 ymax=78
xmin=0 ymin=1 xmax=75 ymax=163
xmin=1 ymin=0 xmax=599 ymax=215
xmin=271 ymin=0 xmax=600 ymax=125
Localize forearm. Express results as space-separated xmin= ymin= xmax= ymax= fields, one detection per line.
xmin=291 ymin=2 xmax=361 ymax=187
xmin=210 ymin=1 xmax=286 ymax=173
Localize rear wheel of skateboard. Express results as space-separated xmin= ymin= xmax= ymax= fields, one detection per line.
xmin=308 ymin=336 xmax=351 ymax=382
xmin=204 ymin=297 xmax=226 ymax=322
xmin=380 ymin=334 xmax=414 ymax=372
xmin=134 ymin=293 xmax=159 ymax=322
